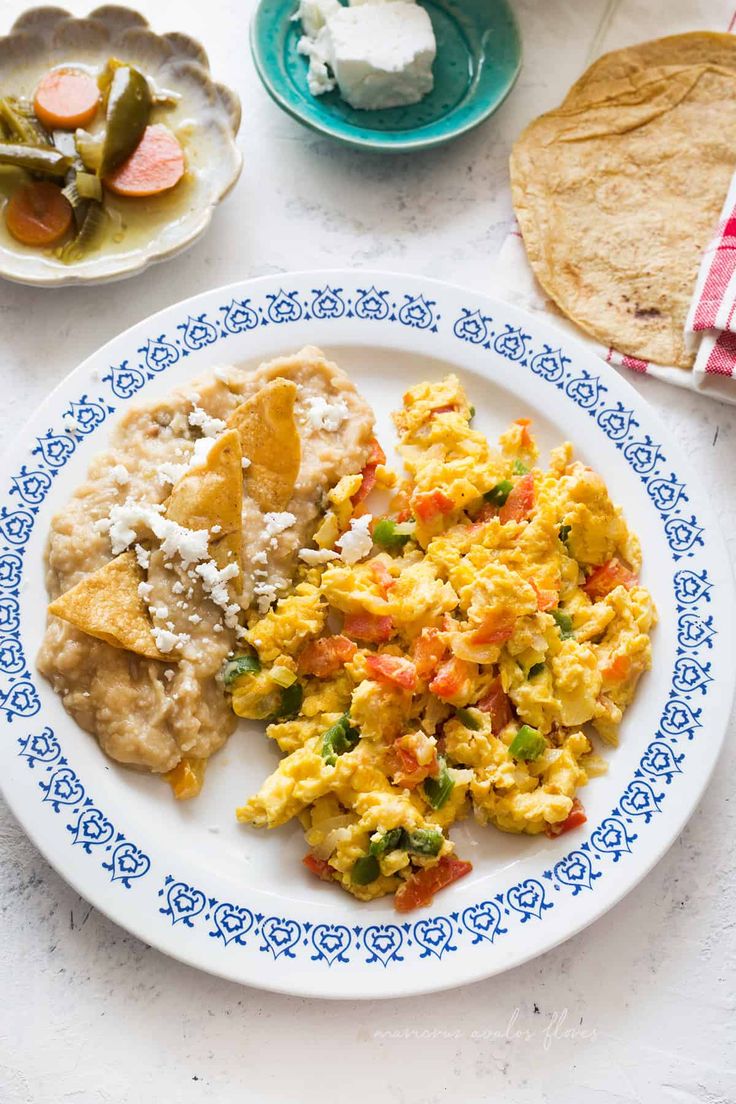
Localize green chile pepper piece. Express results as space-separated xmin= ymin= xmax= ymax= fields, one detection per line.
xmin=222 ymin=653 xmax=261 ymax=687
xmin=99 ymin=65 xmax=152 ymax=177
xmin=55 ymin=202 xmax=106 ymax=264
xmin=269 ymin=681 xmax=304 ymax=721
xmin=0 ymin=97 xmax=49 ymax=145
xmin=0 ymin=141 xmax=71 ymax=177
xmin=351 ymin=854 xmax=380 ymax=885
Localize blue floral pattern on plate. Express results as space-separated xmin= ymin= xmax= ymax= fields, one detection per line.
xmin=1 ymin=274 xmax=729 ymax=997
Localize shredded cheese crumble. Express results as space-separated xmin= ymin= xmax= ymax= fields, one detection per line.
xmin=303 ymin=395 xmax=349 ymax=432
xmin=101 ymin=501 xmax=210 ymax=567
xmin=188 ymin=403 xmax=226 ymax=438
xmin=336 ymin=514 xmax=373 ymax=564
xmin=299 ymin=547 xmax=340 ymax=565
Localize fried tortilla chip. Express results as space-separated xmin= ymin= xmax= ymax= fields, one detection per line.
xmin=48 ymin=551 xmax=165 ymax=660
xmin=166 ymin=427 xmax=244 ymax=576
xmin=510 ymin=40 xmax=736 ymax=369
xmin=227 ymin=379 xmax=301 ymax=511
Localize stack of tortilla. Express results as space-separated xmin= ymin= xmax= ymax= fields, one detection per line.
xmin=510 ymin=32 xmax=736 ymax=371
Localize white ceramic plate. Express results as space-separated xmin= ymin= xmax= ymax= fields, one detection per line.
xmin=1 ymin=271 xmax=733 ymax=999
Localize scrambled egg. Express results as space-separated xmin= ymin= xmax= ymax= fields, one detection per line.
xmin=230 ymin=376 xmax=656 ymax=911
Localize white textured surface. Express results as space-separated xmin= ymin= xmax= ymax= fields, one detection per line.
xmin=1 ymin=1 xmax=735 ymax=1101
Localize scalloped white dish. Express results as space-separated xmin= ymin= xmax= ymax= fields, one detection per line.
xmin=0 ymin=271 xmax=733 ymax=999
xmin=0 ymin=5 xmax=242 ymax=286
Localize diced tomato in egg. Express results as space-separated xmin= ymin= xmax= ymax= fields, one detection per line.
xmin=395 ymin=855 xmax=473 ymax=912
xmin=365 ymin=654 xmax=417 ymax=692
xmin=343 ymin=612 xmax=395 ymax=643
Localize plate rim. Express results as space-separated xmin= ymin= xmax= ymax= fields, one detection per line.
xmin=1 ymin=267 xmax=733 ymax=999
xmin=249 ymin=0 xmax=523 ymax=152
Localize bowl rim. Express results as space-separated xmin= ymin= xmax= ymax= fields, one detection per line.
xmin=249 ymin=0 xmax=523 ymax=153
xmin=0 ymin=3 xmax=243 ymax=287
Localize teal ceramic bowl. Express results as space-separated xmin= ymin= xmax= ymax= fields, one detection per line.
xmin=251 ymin=0 xmax=522 ymax=152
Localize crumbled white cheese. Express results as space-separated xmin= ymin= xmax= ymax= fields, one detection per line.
xmin=157 ymin=519 xmax=210 ymax=567
xmin=299 ymin=0 xmax=435 ymax=110
xmin=152 ymin=627 xmax=190 ymax=654
xmin=111 ymin=464 xmax=130 ymax=486
xmin=151 ymin=605 xmax=169 ymax=620
xmin=163 ymin=668 xmax=175 ymax=681
xmin=294 ymin=0 xmax=341 ymax=37
xmin=105 ymin=500 xmax=209 ymax=566
xmin=171 ymin=581 xmax=184 ymax=594
xmin=297 ymin=29 xmax=337 ymax=94
xmin=253 ymin=577 xmax=285 ymax=614
xmin=336 ymin=514 xmax=374 ymax=564
xmin=134 ymin=544 xmax=150 ymax=571
xmin=188 ymin=404 xmax=226 ymax=438
xmin=299 ymin=547 xmax=340 ymax=565
xmin=137 ymin=581 xmax=153 ymax=601
xmin=157 ymin=462 xmax=185 ymax=486
xmin=105 ymin=501 xmax=163 ymax=554
xmin=253 ymin=550 xmax=268 ymax=565
xmin=264 ymin=512 xmax=297 ymax=538
xmin=188 ymin=613 xmax=202 ymax=625
xmin=195 ymin=560 xmax=239 ymax=613
xmin=303 ymin=395 xmax=350 ymax=432
xmin=253 ymin=580 xmax=280 ymax=613
xmin=225 ymin=604 xmax=241 ymax=628
xmin=242 ymin=457 xmax=251 ymax=470
xmin=157 ymin=436 xmax=216 ymax=486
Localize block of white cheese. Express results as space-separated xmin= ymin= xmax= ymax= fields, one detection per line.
xmin=294 ymin=0 xmax=342 ymax=39
xmin=297 ymin=0 xmax=436 ymax=111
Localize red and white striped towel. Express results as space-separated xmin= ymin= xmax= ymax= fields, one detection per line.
xmin=683 ymin=170 xmax=736 ymax=393
xmin=491 ymin=225 xmax=732 ymax=405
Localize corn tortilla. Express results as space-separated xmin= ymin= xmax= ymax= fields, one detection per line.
xmin=510 ymin=38 xmax=736 ymax=369
xmin=564 ymin=32 xmax=736 ymax=108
